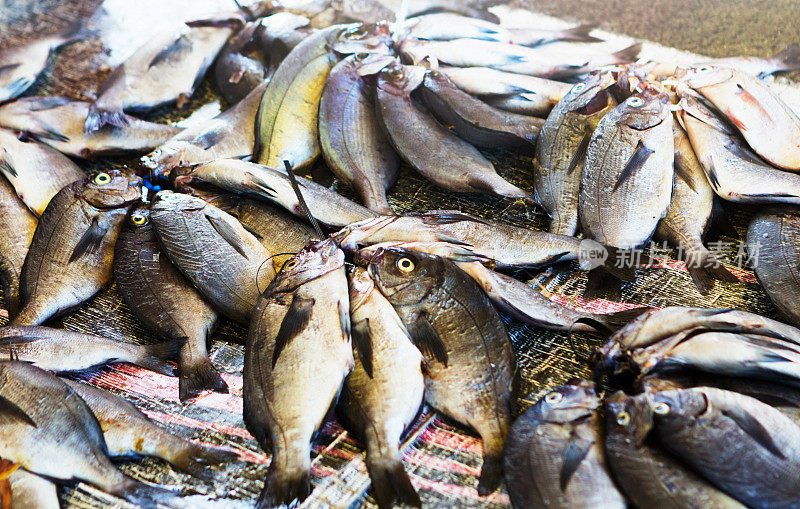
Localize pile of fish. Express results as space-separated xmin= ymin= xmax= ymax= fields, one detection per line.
xmin=505 ymin=307 xmax=800 ymax=508
xmin=2 ymin=0 xmax=800 ymax=507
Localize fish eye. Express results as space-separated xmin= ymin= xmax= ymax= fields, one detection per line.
xmin=94 ymin=172 xmax=112 ymax=185
xmin=354 ymin=52 xmax=369 ymax=61
xmin=345 ymin=26 xmax=367 ymax=39
xmin=428 ymin=70 xmax=440 ymax=78
xmin=396 ymin=257 xmax=414 ymax=273
xmin=572 ymin=83 xmax=586 ymax=93
xmin=387 ymin=68 xmax=404 ymax=80
xmin=282 ymin=259 xmax=299 ymax=271
xmin=698 ymin=65 xmax=712 ymax=72
xmin=627 ymin=96 xmax=644 ymax=107
xmin=544 ymin=392 xmax=562 ymax=404
xmin=653 ymin=402 xmax=671 ymax=415
xmin=130 ymin=213 xmax=147 ymax=226
xmin=616 ymin=411 xmax=631 ymax=426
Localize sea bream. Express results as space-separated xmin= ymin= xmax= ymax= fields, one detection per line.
xmin=0 ymin=174 xmax=36 ymax=317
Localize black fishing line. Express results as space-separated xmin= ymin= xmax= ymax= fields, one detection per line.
xmin=284 ymin=160 xmax=326 ymax=240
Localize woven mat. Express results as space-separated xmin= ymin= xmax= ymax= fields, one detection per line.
xmin=0 ymin=1 xmax=795 ymax=507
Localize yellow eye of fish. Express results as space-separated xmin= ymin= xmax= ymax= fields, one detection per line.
xmin=616 ymin=411 xmax=630 ymax=426
xmin=544 ymin=392 xmax=562 ymax=404
xmin=396 ymin=257 xmax=414 ymax=272
xmin=627 ymin=97 xmax=644 ymax=107
xmin=387 ymin=68 xmax=404 ymax=80
xmin=345 ymin=26 xmax=367 ymax=39
xmin=283 ymin=259 xmax=298 ymax=271
xmin=572 ymin=83 xmax=586 ymax=93
xmin=355 ymin=52 xmax=369 ymax=61
xmin=130 ymin=214 xmax=147 ymax=226
xmin=653 ymin=402 xmax=670 ymax=415
xmin=94 ymin=173 xmax=112 ymax=185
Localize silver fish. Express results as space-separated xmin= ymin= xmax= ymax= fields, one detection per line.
xmin=6 ymin=469 xmax=60 ymax=509
xmin=0 ymin=31 xmax=76 ymax=102
xmin=0 ymin=175 xmax=36 ymax=317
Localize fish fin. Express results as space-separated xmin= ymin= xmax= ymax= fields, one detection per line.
xmin=0 ymin=149 xmax=16 ymax=177
xmin=734 ymin=84 xmax=773 ymax=122
xmin=704 ymin=156 xmax=721 ymax=191
xmin=83 ymin=103 xmax=129 ymax=133
xmin=722 ymin=408 xmax=786 ymax=459
xmin=256 ymin=469 xmax=311 ymax=509
xmin=70 ymin=217 xmax=108 ymax=262
xmin=0 ymin=63 xmax=22 ymax=77
xmin=707 ymin=199 xmax=739 ymax=240
xmin=560 ymin=24 xmax=603 ymax=44
xmin=613 ymin=140 xmax=654 ymax=191
xmin=612 ymin=42 xmax=642 ymax=64
xmin=408 ymin=312 xmax=447 ymax=366
xmin=179 ymin=355 xmax=229 ymax=403
xmin=33 ymin=125 xmax=70 ymax=143
xmin=205 ymin=212 xmax=250 ymax=258
xmin=673 ymin=158 xmax=698 ymax=193
xmin=419 ymin=211 xmax=486 ymax=225
xmin=684 ymin=248 xmax=739 ymax=295
xmin=725 ymin=107 xmax=748 ymax=131
xmin=0 ymin=77 xmax=32 ymax=99
xmin=351 ymin=319 xmax=374 ymax=379
xmin=28 ymin=96 xmax=72 ymax=111
xmin=477 ymin=453 xmax=503 ymax=496
xmin=339 ymin=299 xmax=351 ymax=345
xmin=600 ymin=246 xmax=642 ymax=282
xmin=194 ymin=127 xmax=226 ymax=150
xmin=566 ymin=130 xmax=591 ymax=175
xmin=136 ymin=338 xmax=182 ymax=376
xmin=757 ymin=352 xmax=794 ymax=363
xmin=149 ymin=35 xmax=193 ymax=69
xmin=366 ymin=459 xmax=421 ymax=509
xmin=109 ymin=477 xmax=183 ymax=508
xmin=245 ymin=171 xmax=278 ymax=198
xmin=169 ymin=442 xmax=239 ymax=481
xmin=770 ymin=43 xmax=800 ymax=74
xmin=272 ymin=296 xmax=314 ymax=368
xmin=240 ymin=222 xmax=263 ymax=240
xmin=584 ymin=306 xmax=652 ymax=335
xmin=0 ymin=394 xmax=36 ymax=427
xmin=559 ymin=431 xmax=593 ymax=491
xmin=582 ymin=267 xmax=623 ymax=302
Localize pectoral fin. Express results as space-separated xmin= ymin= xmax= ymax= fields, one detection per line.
xmin=0 ymin=149 xmax=16 ymax=178
xmin=408 ymin=312 xmax=448 ymax=366
xmin=272 ymin=296 xmax=315 ymax=368
xmin=722 ymin=407 xmax=785 ymax=459
xmin=566 ymin=130 xmax=591 ymax=175
xmin=351 ymin=319 xmax=374 ymax=378
xmin=205 ymin=212 xmax=249 ymax=258
xmin=70 ymin=217 xmax=108 ymax=262
xmin=559 ymin=430 xmax=593 ymax=491
xmin=0 ymin=394 xmax=36 ymax=427
xmin=614 ymin=140 xmax=654 ymax=191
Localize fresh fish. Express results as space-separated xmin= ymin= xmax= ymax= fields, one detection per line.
xmin=0 ymin=32 xmax=77 ymax=102
xmin=747 ymin=208 xmax=800 ymax=327
xmin=630 ymin=330 xmax=800 ymax=384
xmin=438 ymin=66 xmax=572 ymax=114
xmin=254 ymin=23 xmax=391 ymax=169
xmin=255 ymin=13 xmax=315 ymax=71
xmin=11 ymin=171 xmax=141 ymax=326
xmin=244 ymin=239 xmax=352 ymax=508
xmin=677 ymin=93 xmax=800 ymax=204
xmin=604 ymin=391 xmax=745 ymax=509
xmin=580 ymin=88 xmax=674 ymax=249
xmin=142 ymin=81 xmax=266 ymax=176
xmin=6 ymin=469 xmax=60 ymax=509
xmin=62 ymin=379 xmax=238 ymax=479
xmin=399 ymin=38 xmax=640 ymax=78
xmin=0 ymin=128 xmax=85 ymax=216
xmin=365 ymin=246 xmax=515 ymax=494
xmin=455 ymin=260 xmax=647 ymax=333
xmin=406 ymin=13 xmax=601 ymax=46
xmin=535 ymin=73 xmax=618 ymax=235
xmin=319 ymin=53 xmax=400 ymax=214
xmin=114 ymin=203 xmax=227 ymax=402
xmin=0 ymin=97 xmax=182 ymax=159
xmin=337 ymin=267 xmax=423 ymax=509
xmin=334 ymin=212 xmax=584 ymax=268
xmin=503 ymin=380 xmax=626 ymax=509
xmin=707 ymin=44 xmax=800 ymax=78
xmin=651 ymin=387 xmax=800 ymax=507
xmin=354 ymin=240 xmax=488 ymax=264
xmin=597 ymin=306 xmax=800 ymax=375
xmin=0 ymin=361 xmax=176 ymax=508
xmin=0 ymin=325 xmax=179 ymax=375
xmin=0 ymin=175 xmax=36 ymax=317
xmin=375 ymin=62 xmax=530 ymax=198
xmin=419 ymin=67 xmax=543 ymax=148
xmin=85 ymin=18 xmax=240 ymax=132
xmin=680 ymin=65 xmax=800 ymax=170
xmin=214 ymin=21 xmax=271 ymax=104
xmin=149 ymin=190 xmax=274 ymax=324
xmin=656 ymin=122 xmax=737 ymax=294
xmin=171 ymin=158 xmax=377 ymax=227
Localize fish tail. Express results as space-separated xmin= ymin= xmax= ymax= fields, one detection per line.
xmin=685 ymin=246 xmax=739 ymax=295
xmin=255 ymin=468 xmax=311 ymax=509
xmin=560 ymin=24 xmax=603 ymax=44
xmin=83 ymin=103 xmax=129 ymax=133
xmin=366 ymin=458 xmax=421 ymax=509
xmin=771 ymin=43 xmax=800 ymax=73
xmin=611 ymin=42 xmax=642 ymax=64
xmin=178 ymin=354 xmax=229 ymax=403
xmin=476 ymin=452 xmax=503 ymax=496
xmin=109 ymin=477 xmax=180 ymax=509
xmin=137 ymin=338 xmax=183 ymax=376
xmin=7 ymin=302 xmax=45 ymax=326
xmin=169 ymin=442 xmax=240 ymax=481
xmin=585 ymin=306 xmax=652 ymax=335
xmin=581 ymin=267 xmax=623 ymax=302
xmin=467 ymin=175 xmax=531 ymax=199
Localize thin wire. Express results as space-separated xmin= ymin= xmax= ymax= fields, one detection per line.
xmin=284 ymin=160 xmax=325 ymax=240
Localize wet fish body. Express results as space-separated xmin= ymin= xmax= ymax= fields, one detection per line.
xmin=6 ymin=469 xmax=60 ymax=509
xmin=319 ymin=53 xmax=400 ymax=214
xmin=0 ymin=97 xmax=181 ymax=158
xmin=214 ymin=21 xmax=271 ymax=104
xmin=114 ymin=203 xmax=226 ymax=402
xmin=0 ymin=175 xmax=36 ymax=317
xmin=244 ymin=240 xmax=353 ymax=508
xmin=0 ymin=34 xmax=74 ymax=102
xmin=11 ymin=171 xmax=141 ymax=326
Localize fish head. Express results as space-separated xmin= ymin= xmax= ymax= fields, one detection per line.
xmin=268 ymin=238 xmax=345 ymax=294
xmin=605 ymin=391 xmax=653 ymax=445
xmin=530 ymin=379 xmax=599 ymax=423
xmin=364 ymin=246 xmax=444 ymax=306
xmin=564 ymin=71 xmax=618 ymax=116
xmin=125 ymin=202 xmax=152 ymax=231
xmin=679 ymin=64 xmax=735 ymax=90
xmin=80 ymin=170 xmax=142 ymax=209
xmin=649 ymin=388 xmax=708 ymax=427
xmin=142 ymin=142 xmax=191 ymax=176
xmin=675 ymin=93 xmax=731 ymax=134
xmin=348 ymin=266 xmax=376 ymax=312
xmin=150 ymin=189 xmax=206 ymax=215
xmin=377 ymin=61 xmax=426 ymax=97
xmin=615 ymin=87 xmax=670 ymax=131
xmin=332 ymin=22 xmax=393 ymax=55
xmin=353 ymin=52 xmax=395 ymax=77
